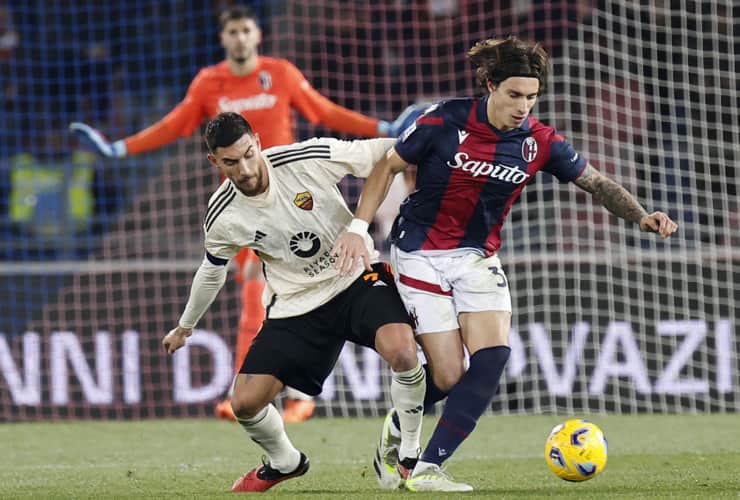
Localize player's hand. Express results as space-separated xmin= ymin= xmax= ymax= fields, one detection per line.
xmin=378 ymin=103 xmax=431 ymax=137
xmin=162 ymin=326 xmax=192 ymax=354
xmin=69 ymin=122 xmax=127 ymax=158
xmin=332 ymin=232 xmax=372 ymax=276
xmin=639 ymin=211 xmax=678 ymax=238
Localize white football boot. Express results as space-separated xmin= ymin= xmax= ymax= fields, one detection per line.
xmin=404 ymin=461 xmax=473 ymax=492
xmin=372 ymin=409 xmax=403 ymax=489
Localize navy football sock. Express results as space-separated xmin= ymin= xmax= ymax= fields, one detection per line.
xmin=392 ymin=363 xmax=448 ymax=430
xmin=420 ymin=345 xmax=511 ymax=466
xmin=422 ymin=363 xmax=450 ymax=412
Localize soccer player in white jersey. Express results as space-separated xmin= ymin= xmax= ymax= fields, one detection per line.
xmin=333 ymin=36 xmax=678 ymax=492
xmin=162 ymin=112 xmax=426 ymax=493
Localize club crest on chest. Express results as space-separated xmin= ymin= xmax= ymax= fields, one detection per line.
xmin=294 ymin=191 xmax=314 ymax=211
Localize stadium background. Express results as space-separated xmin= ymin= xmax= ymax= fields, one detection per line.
xmin=0 ymin=0 xmax=737 ymax=421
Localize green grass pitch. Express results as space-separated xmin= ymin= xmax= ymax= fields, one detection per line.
xmin=2 ymin=414 xmax=739 ymax=498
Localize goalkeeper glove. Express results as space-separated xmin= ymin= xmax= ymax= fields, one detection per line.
xmin=377 ymin=102 xmax=430 ymax=138
xmin=69 ymin=122 xmax=127 ymax=158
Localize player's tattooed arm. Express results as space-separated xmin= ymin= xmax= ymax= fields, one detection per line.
xmin=574 ymin=164 xmax=648 ymax=224
xmin=574 ymin=164 xmax=678 ymax=238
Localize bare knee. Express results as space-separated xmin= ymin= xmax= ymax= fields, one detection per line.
xmin=430 ymin=363 xmax=465 ymax=392
xmin=385 ymin=345 xmax=419 ymax=372
xmin=231 ymin=392 xmax=269 ymax=419
xmin=376 ymin=325 xmax=419 ymax=372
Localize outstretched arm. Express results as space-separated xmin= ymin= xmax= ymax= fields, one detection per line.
xmin=332 ymin=147 xmax=409 ymax=274
xmin=70 ymin=74 xmax=206 ymax=157
xmin=574 ymin=164 xmax=677 ymax=238
xmin=292 ymin=69 xmax=427 ymax=138
xmin=162 ymin=256 xmax=229 ymax=354
xmin=70 ymin=102 xmax=200 ymax=158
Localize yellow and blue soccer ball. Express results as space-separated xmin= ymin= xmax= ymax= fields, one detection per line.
xmin=545 ymin=419 xmax=608 ymax=481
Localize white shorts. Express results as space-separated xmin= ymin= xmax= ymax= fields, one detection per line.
xmin=390 ymin=246 xmax=512 ymax=335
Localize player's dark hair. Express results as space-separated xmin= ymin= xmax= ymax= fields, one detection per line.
xmin=468 ymin=36 xmax=549 ymax=95
xmin=205 ymin=112 xmax=254 ymax=153
xmin=218 ymin=5 xmax=258 ymax=29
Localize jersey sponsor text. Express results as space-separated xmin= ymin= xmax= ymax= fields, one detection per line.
xmin=446 ymin=151 xmax=531 ymax=184
xmin=302 ymin=250 xmax=338 ymax=277
xmin=218 ymin=94 xmax=278 ymax=113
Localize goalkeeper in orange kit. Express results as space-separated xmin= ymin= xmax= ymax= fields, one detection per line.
xmin=70 ymin=4 xmax=424 ymax=423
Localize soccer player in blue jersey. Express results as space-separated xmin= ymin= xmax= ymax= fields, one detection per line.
xmin=333 ymin=36 xmax=677 ymax=492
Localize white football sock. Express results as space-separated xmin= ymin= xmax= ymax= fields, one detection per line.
xmin=237 ymin=404 xmax=300 ymax=472
xmin=226 ymin=375 xmax=236 ymax=398
xmin=390 ymin=362 xmax=426 ymax=460
xmin=284 ymin=386 xmax=313 ymax=400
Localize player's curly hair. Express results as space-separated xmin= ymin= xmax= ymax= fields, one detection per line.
xmin=468 ymin=36 xmax=549 ymax=95
xmin=205 ymin=112 xmax=254 ymax=153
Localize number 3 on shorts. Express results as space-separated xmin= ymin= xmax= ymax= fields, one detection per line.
xmin=488 ymin=266 xmax=508 ymax=288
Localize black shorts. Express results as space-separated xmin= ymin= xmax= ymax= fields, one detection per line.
xmin=239 ymin=263 xmax=412 ymax=396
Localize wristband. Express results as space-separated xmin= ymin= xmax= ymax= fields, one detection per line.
xmin=347 ymin=218 xmax=369 ymax=235
xmin=111 ymin=140 xmax=128 ymax=158
xmin=376 ymin=120 xmax=390 ymax=136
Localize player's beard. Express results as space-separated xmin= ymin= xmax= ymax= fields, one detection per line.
xmin=233 ymin=171 xmax=266 ymax=197
xmin=230 ymin=47 xmax=254 ymax=66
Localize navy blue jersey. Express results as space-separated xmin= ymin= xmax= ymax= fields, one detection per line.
xmin=392 ymin=97 xmax=587 ymax=255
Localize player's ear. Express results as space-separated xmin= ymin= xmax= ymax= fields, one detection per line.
xmin=253 ymin=133 xmax=261 ymax=150
xmin=219 ymin=29 xmax=227 ymax=50
xmin=486 ymin=79 xmax=498 ymax=93
xmin=207 ymin=153 xmax=219 ymax=169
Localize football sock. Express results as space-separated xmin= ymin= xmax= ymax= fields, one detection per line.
xmin=237 ymin=403 xmax=301 ymax=473
xmin=226 ymin=376 xmax=236 ymax=399
xmin=391 ymin=363 xmax=447 ymax=434
xmin=422 ymin=363 xmax=451 ymax=412
xmin=390 ymin=362 xmax=426 ymax=460
xmin=421 ymin=345 xmax=511 ymax=465
xmin=284 ymin=386 xmax=313 ymax=400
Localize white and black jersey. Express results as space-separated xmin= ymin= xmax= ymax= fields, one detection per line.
xmin=178 ymin=137 xmax=395 ymax=326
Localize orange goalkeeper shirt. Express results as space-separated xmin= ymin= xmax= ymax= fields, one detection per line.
xmin=124 ymin=57 xmax=380 ymax=153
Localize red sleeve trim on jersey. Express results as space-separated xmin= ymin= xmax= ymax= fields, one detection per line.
xmin=573 ymin=160 xmax=590 ymax=180
xmin=417 ymin=116 xmax=444 ymax=126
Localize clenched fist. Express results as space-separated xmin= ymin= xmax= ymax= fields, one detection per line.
xmin=162 ymin=326 xmax=193 ymax=354
xmin=639 ymin=212 xmax=678 ymax=239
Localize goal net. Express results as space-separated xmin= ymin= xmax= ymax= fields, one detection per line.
xmin=0 ymin=0 xmax=737 ymax=420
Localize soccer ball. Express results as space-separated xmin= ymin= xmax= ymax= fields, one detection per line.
xmin=544 ymin=419 xmax=608 ymax=482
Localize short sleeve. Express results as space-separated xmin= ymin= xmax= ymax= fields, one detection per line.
xmin=543 ymin=137 xmax=588 ymax=183
xmin=327 ymin=138 xmax=396 ymax=179
xmin=393 ymin=103 xmax=444 ymax=165
xmin=280 ymin=137 xmax=395 ymax=183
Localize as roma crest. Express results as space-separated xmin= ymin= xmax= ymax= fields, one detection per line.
xmin=294 ymin=191 xmax=314 ymax=211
